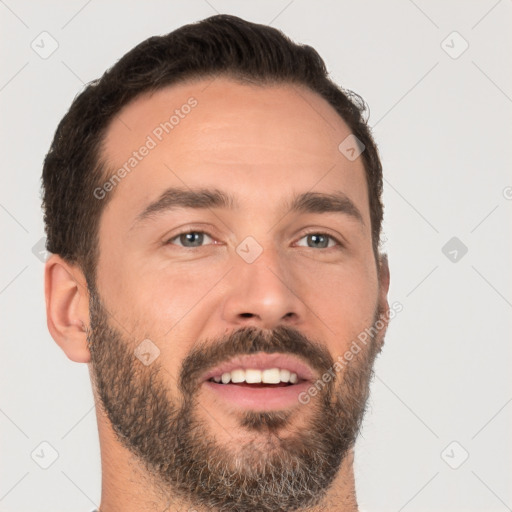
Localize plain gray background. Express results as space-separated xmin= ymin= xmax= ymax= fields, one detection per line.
xmin=1 ymin=1 xmax=511 ymax=511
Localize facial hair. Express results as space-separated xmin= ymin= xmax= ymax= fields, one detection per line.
xmin=87 ymin=289 xmax=384 ymax=512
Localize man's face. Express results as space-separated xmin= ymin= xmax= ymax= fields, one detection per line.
xmin=88 ymin=77 xmax=389 ymax=511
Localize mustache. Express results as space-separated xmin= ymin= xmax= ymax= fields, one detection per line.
xmin=179 ymin=325 xmax=334 ymax=396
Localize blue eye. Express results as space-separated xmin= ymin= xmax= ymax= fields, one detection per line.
xmin=165 ymin=231 xmax=341 ymax=250
xmin=167 ymin=231 xmax=215 ymax=248
xmin=296 ymin=233 xmax=340 ymax=249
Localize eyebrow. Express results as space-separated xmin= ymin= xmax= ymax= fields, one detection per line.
xmin=287 ymin=190 xmax=364 ymax=225
xmin=132 ymin=188 xmax=235 ymax=228
xmin=131 ymin=187 xmax=364 ymax=229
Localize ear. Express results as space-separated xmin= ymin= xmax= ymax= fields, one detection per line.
xmin=45 ymin=254 xmax=91 ymax=363
xmin=378 ymin=253 xmax=390 ymax=301
xmin=376 ymin=253 xmax=391 ymax=347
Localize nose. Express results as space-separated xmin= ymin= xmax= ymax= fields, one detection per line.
xmin=221 ymin=247 xmax=306 ymax=330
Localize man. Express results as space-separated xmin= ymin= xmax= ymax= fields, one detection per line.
xmin=42 ymin=14 xmax=391 ymax=512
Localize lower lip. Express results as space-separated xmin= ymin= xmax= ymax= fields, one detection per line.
xmin=202 ymin=380 xmax=310 ymax=410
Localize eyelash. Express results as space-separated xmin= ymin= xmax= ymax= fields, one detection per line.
xmin=165 ymin=230 xmax=343 ymax=249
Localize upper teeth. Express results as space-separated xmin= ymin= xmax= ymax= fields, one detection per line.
xmin=212 ymin=368 xmax=298 ymax=384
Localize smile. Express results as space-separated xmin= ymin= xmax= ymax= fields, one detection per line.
xmin=209 ymin=367 xmax=298 ymax=385
xmin=201 ymin=353 xmax=315 ymax=411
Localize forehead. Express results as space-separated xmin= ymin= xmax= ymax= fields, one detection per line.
xmin=100 ymin=77 xmax=369 ymax=229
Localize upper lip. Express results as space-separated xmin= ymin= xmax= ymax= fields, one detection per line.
xmin=201 ymin=352 xmax=317 ymax=383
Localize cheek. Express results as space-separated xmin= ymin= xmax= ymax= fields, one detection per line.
xmin=293 ymin=257 xmax=379 ymax=348
xmin=124 ymin=259 xmax=228 ymax=334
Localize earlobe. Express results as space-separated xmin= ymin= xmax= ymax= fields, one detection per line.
xmin=45 ymin=255 xmax=91 ymax=363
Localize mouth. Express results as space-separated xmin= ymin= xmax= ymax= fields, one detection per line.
xmin=201 ymin=353 xmax=315 ymax=411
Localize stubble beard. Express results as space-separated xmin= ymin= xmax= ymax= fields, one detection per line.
xmin=87 ymin=289 xmax=383 ymax=512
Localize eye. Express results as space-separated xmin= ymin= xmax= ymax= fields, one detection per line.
xmin=166 ymin=231 xmax=215 ymax=248
xmin=295 ymin=232 xmax=341 ymax=249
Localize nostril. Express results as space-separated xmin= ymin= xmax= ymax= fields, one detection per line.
xmin=240 ymin=313 xmax=254 ymax=318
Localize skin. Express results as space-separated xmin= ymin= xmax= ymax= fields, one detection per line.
xmin=45 ymin=77 xmax=390 ymax=511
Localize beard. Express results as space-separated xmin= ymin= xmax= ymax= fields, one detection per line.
xmin=87 ymin=289 xmax=384 ymax=512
